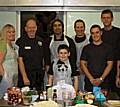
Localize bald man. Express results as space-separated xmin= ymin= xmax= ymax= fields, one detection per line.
xmin=16 ymin=18 xmax=50 ymax=91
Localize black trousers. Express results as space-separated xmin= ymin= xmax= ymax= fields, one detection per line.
xmin=84 ymin=73 xmax=109 ymax=92
xmin=108 ymin=61 xmax=120 ymax=97
xmin=18 ymin=69 xmax=45 ymax=91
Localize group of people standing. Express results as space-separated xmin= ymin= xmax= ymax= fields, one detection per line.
xmin=0 ymin=9 xmax=120 ymax=99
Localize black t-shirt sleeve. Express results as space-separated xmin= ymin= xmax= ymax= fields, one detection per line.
xmin=118 ymin=47 xmax=120 ymax=60
xmin=106 ymin=45 xmax=114 ymax=61
xmin=15 ymin=38 xmax=24 ymax=57
xmin=47 ymin=61 xmax=54 ymax=75
xmin=71 ymin=63 xmax=80 ymax=77
xmin=15 ymin=38 xmax=20 ymax=46
xmin=18 ymin=47 xmax=24 ymax=57
xmin=66 ymin=36 xmax=77 ymax=67
xmin=80 ymin=46 xmax=88 ymax=61
xmin=117 ymin=35 xmax=120 ymax=60
xmin=43 ymin=40 xmax=51 ymax=65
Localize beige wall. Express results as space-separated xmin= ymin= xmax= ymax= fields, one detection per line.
xmin=0 ymin=0 xmax=119 ymax=6
xmin=0 ymin=12 xmax=18 ymax=38
xmin=66 ymin=11 xmax=120 ymax=38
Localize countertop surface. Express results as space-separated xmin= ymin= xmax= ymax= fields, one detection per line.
xmin=0 ymin=100 xmax=28 ymax=107
xmin=0 ymin=91 xmax=119 ymax=107
xmin=0 ymin=100 xmax=120 ymax=107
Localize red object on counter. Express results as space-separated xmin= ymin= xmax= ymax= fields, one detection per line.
xmin=101 ymin=89 xmax=108 ymax=97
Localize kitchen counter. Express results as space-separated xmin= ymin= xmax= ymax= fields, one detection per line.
xmin=103 ymin=100 xmax=120 ymax=107
xmin=0 ymin=100 xmax=28 ymax=107
xmin=0 ymin=100 xmax=119 ymax=107
xmin=0 ymin=91 xmax=119 ymax=107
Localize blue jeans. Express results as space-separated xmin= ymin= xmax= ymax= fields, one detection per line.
xmin=78 ymin=74 xmax=85 ymax=91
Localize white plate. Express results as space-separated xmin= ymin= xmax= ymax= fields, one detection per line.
xmin=74 ymin=104 xmax=98 ymax=107
xmin=107 ymin=100 xmax=120 ymax=105
xmin=29 ymin=100 xmax=59 ymax=107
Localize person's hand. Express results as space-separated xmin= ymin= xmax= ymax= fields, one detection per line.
xmin=116 ymin=77 xmax=120 ymax=88
xmin=23 ymin=77 xmax=30 ymax=86
xmin=90 ymin=78 xmax=102 ymax=86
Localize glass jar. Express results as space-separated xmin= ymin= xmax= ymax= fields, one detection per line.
xmin=7 ymin=87 xmax=22 ymax=105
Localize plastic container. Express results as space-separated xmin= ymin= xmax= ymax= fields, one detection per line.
xmin=7 ymin=87 xmax=22 ymax=105
xmin=53 ymin=89 xmax=57 ymax=102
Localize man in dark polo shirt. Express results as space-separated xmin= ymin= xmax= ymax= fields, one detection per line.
xmin=16 ymin=18 xmax=50 ymax=91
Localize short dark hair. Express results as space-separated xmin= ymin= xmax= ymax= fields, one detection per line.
xmin=90 ymin=24 xmax=102 ymax=34
xmin=101 ymin=9 xmax=113 ymax=18
xmin=74 ymin=19 xmax=85 ymax=28
xmin=51 ymin=19 xmax=64 ymax=33
xmin=57 ymin=44 xmax=70 ymax=53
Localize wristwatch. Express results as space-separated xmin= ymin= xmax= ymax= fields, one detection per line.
xmin=99 ymin=77 xmax=103 ymax=82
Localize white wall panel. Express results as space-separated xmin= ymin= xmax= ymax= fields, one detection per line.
xmin=0 ymin=12 xmax=18 ymax=38
xmin=0 ymin=12 xmax=16 ymax=29
xmin=0 ymin=0 xmax=63 ymax=6
xmin=16 ymin=0 xmax=63 ymax=6
xmin=0 ymin=0 xmax=120 ymax=6
xmin=0 ymin=0 xmax=15 ymax=6
xmin=64 ymin=0 xmax=120 ymax=6
xmin=66 ymin=11 xmax=120 ymax=38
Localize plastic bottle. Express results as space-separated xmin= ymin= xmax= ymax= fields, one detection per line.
xmin=43 ymin=91 xmax=47 ymax=100
xmin=39 ymin=91 xmax=44 ymax=101
xmin=46 ymin=84 xmax=52 ymax=100
xmin=63 ymin=91 xmax=73 ymax=107
xmin=53 ymin=89 xmax=57 ymax=102
xmin=47 ymin=87 xmax=52 ymax=100
xmin=32 ymin=87 xmax=38 ymax=102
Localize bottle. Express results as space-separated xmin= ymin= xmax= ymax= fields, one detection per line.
xmin=63 ymin=91 xmax=73 ymax=107
xmin=53 ymin=89 xmax=57 ymax=102
xmin=47 ymin=87 xmax=52 ymax=100
xmin=39 ymin=91 xmax=44 ymax=101
xmin=46 ymin=84 xmax=52 ymax=100
xmin=32 ymin=87 xmax=38 ymax=102
xmin=43 ymin=91 xmax=47 ymax=100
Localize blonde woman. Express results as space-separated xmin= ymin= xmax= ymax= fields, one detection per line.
xmin=0 ymin=24 xmax=18 ymax=99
